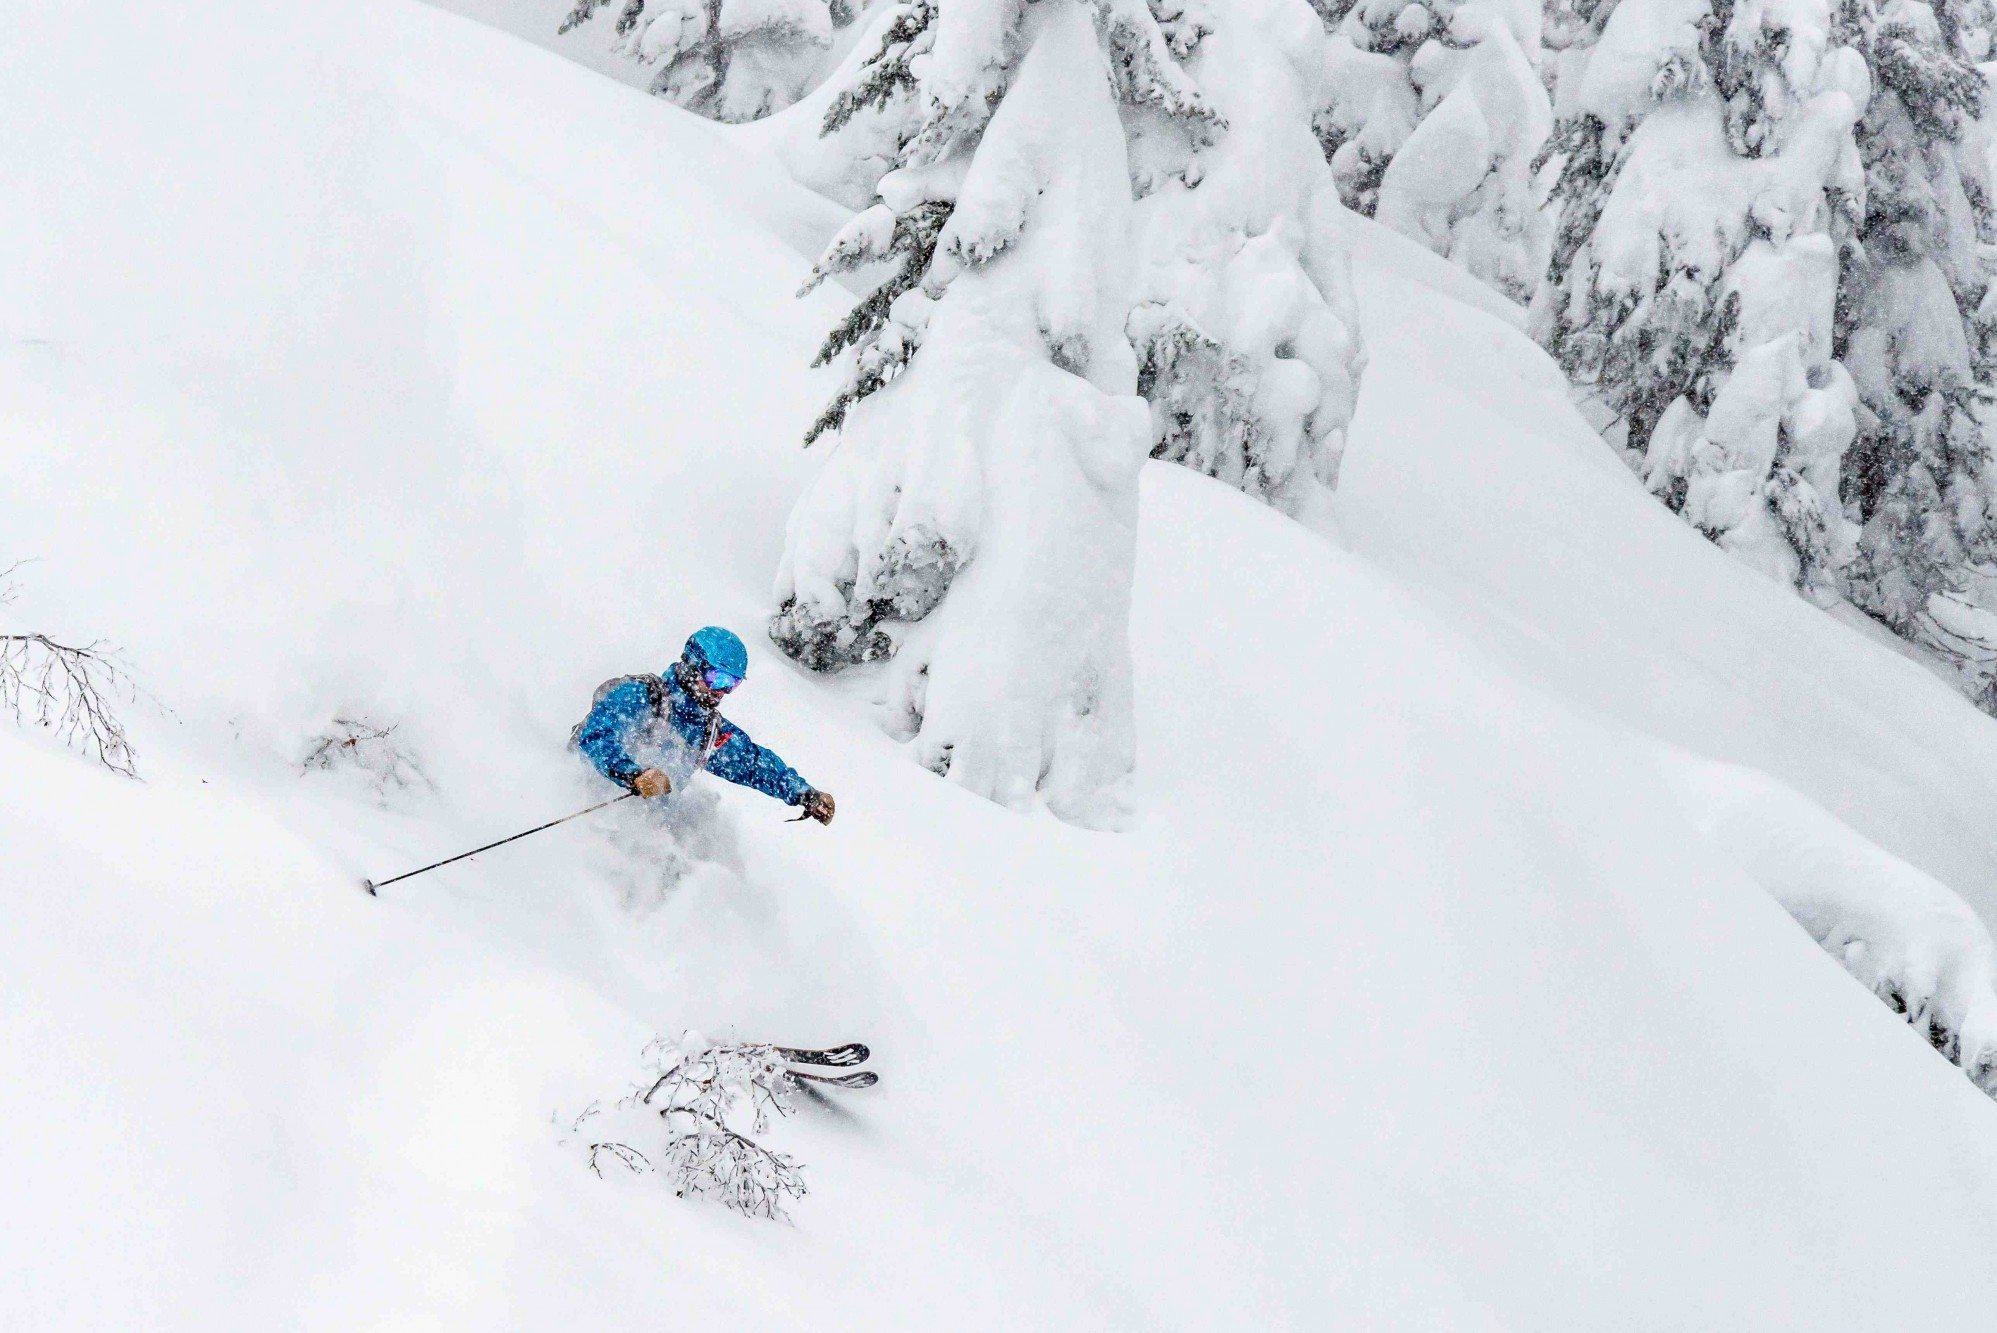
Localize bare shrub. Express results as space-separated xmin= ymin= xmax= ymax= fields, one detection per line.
xmin=299 ymin=716 xmax=431 ymax=796
xmin=567 ymin=1035 xmax=809 ymax=1221
xmin=0 ymin=562 xmax=138 ymax=775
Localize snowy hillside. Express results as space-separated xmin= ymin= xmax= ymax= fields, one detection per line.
xmin=9 ymin=1 xmax=1997 ymax=1327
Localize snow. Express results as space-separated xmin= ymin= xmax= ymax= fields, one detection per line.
xmin=1538 ymin=5 xmax=1870 ymax=597
xmin=428 ymin=0 xmax=659 ymax=89
xmin=10 ymin=0 xmax=1997 ymax=1327
xmin=1320 ymin=0 xmax=1551 ymax=302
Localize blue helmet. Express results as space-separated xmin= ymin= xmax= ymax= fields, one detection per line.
xmin=683 ymin=625 xmax=749 ymax=681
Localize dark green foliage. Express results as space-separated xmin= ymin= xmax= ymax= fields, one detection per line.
xmin=1699 ymin=0 xmax=1792 ymax=158
xmin=1346 ymin=0 xmax=1432 ymax=58
xmin=801 ymin=0 xmax=1216 ymax=446
xmin=1318 ymin=118 xmax=1391 ymax=217
xmin=768 ymin=596 xmax=896 ymax=670
xmin=1844 ymin=374 xmax=1997 ymax=623
xmin=558 ymin=0 xmax=647 ymax=36
xmin=1871 ymin=23 xmax=1984 ymax=143
xmin=801 ymin=0 xmax=945 ymax=442
xmin=1538 ymin=103 xmax=1740 ymax=461
xmin=1580 ymin=263 xmax=1739 ymax=470
xmin=558 ymin=0 xmax=608 ymax=35
xmin=1837 ymin=3 xmax=1997 ymax=692
xmin=769 ymin=528 xmax=958 ymax=669
xmin=1537 ymin=114 xmax=1615 ymax=290
xmin=1534 ymin=0 xmax=1997 ymax=701
xmin=1150 ymin=0 xmax=1213 ymax=60
xmin=1134 ymin=309 xmax=1269 ymax=490
xmin=1768 ymin=463 xmax=1847 ymax=594
xmin=802 ymin=201 xmax=951 ymax=444
xmin=822 ymin=0 xmax=934 ymax=136
xmin=1096 ymin=0 xmax=1224 ymax=145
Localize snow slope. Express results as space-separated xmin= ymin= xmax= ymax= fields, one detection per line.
xmin=1331 ymin=212 xmax=1997 ymax=924
xmin=7 ymin=1 xmax=1997 ymax=1327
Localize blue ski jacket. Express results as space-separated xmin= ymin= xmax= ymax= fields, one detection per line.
xmin=575 ymin=664 xmax=812 ymax=806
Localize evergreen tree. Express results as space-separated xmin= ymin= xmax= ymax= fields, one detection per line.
xmin=1317 ymin=0 xmax=1553 ymax=301
xmin=1126 ymin=0 xmax=1368 ymax=517
xmin=1836 ymin=0 xmax=1997 ymax=704
xmin=772 ymin=0 xmax=1218 ymax=826
xmin=1534 ymin=0 xmax=1869 ymax=600
xmin=1315 ymin=0 xmax=1430 ymax=216
xmin=561 ymin=0 xmax=878 ymax=123
xmin=1540 ymin=0 xmax=1997 ymax=710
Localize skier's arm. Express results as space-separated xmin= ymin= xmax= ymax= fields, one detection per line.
xmin=576 ymin=681 xmax=652 ymax=788
xmin=705 ymin=720 xmax=813 ymax=805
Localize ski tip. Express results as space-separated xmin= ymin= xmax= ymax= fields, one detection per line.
xmin=791 ymin=1068 xmax=878 ymax=1089
xmin=773 ymin=1041 xmax=871 ymax=1066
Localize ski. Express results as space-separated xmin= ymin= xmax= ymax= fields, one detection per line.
xmin=775 ymin=1042 xmax=870 ymax=1068
xmin=787 ymin=1068 xmax=878 ymax=1090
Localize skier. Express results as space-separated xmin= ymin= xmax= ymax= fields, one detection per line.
xmin=575 ymin=626 xmax=835 ymax=825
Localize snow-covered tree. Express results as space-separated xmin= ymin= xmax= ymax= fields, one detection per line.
xmin=772 ymin=0 xmax=1205 ymax=826
xmin=561 ymin=0 xmax=878 ymax=122
xmin=1837 ymin=0 xmax=1997 ymax=705
xmin=1316 ymin=0 xmax=1553 ymax=301
xmin=1127 ymin=0 xmax=1368 ymax=518
xmin=1313 ymin=0 xmax=1426 ymax=216
xmin=1535 ymin=0 xmax=1869 ymax=600
xmin=1538 ymin=0 xmax=1997 ymax=708
xmin=772 ymin=0 xmax=1370 ymax=817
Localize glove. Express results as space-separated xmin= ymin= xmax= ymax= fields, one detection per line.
xmin=801 ymin=789 xmax=836 ymax=825
xmin=631 ymin=768 xmax=672 ymax=799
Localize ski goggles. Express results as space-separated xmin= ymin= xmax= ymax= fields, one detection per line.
xmin=700 ymin=665 xmax=741 ymax=694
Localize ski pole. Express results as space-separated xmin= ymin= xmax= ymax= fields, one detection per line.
xmin=363 ymin=792 xmax=637 ymax=896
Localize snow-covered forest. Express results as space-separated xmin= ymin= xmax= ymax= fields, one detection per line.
xmin=526 ymin=0 xmax=1997 ymax=720
xmin=11 ymin=0 xmax=1997 ymax=1326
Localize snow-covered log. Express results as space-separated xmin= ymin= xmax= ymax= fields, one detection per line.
xmin=1665 ymin=754 xmax=1997 ymax=1097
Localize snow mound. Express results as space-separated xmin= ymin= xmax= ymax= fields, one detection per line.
xmin=1664 ymin=752 xmax=1997 ymax=1095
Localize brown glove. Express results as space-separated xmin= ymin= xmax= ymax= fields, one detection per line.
xmin=801 ymin=789 xmax=836 ymax=825
xmin=631 ymin=768 xmax=672 ymax=799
